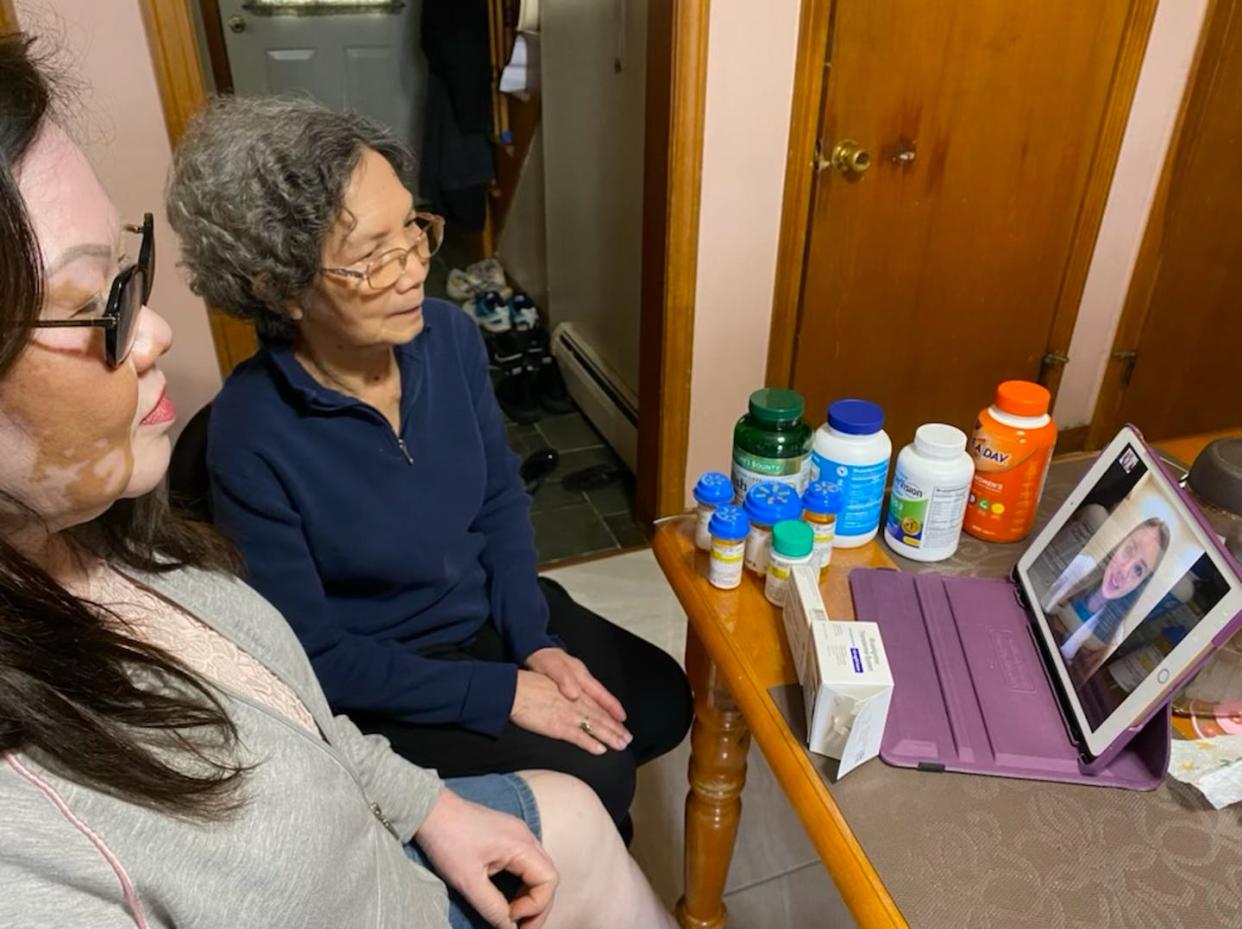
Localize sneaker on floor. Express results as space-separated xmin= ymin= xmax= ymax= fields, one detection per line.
xmin=524 ymin=326 xmax=575 ymax=414
xmin=464 ymin=290 xmax=512 ymax=334
xmin=508 ymin=291 xmax=540 ymax=331
xmin=446 ymin=267 xmax=482 ymax=302
xmin=536 ymin=354 xmax=575 ymax=414
xmin=466 ymin=257 xmax=509 ymax=294
xmin=495 ymin=363 xmax=541 ymax=424
xmin=485 ymin=328 xmax=523 ymax=371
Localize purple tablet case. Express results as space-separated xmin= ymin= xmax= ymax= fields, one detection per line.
xmin=849 ymin=428 xmax=1242 ymax=791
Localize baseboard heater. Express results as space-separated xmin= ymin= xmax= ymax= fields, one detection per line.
xmin=550 ymin=322 xmax=638 ymax=473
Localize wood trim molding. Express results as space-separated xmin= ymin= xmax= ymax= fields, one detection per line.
xmin=138 ymin=0 xmax=258 ymax=374
xmin=0 ymin=0 xmax=18 ymax=34
xmin=1039 ymin=0 xmax=1158 ymax=401
xmin=1087 ymin=0 xmax=1231 ymax=449
xmin=199 ymin=0 xmax=235 ymax=93
xmin=137 ymin=0 xmax=210 ymax=147
xmin=765 ymin=0 xmax=833 ymax=386
xmin=637 ymin=0 xmax=711 ymax=523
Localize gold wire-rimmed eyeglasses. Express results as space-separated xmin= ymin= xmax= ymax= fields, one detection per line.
xmin=321 ymin=212 xmax=445 ymax=291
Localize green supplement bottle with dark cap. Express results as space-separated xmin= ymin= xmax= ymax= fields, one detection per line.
xmin=731 ymin=388 xmax=813 ymax=501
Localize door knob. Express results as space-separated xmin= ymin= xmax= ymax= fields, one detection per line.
xmin=828 ymin=139 xmax=871 ymax=178
xmin=227 ymin=15 xmax=246 ymax=34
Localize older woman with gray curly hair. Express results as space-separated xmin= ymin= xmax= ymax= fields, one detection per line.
xmin=166 ymin=95 xmax=691 ymax=848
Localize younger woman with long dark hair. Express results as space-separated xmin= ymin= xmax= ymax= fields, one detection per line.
xmin=0 ymin=33 xmax=674 ymax=929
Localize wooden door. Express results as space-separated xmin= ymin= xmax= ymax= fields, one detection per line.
xmin=1091 ymin=0 xmax=1242 ymax=445
xmin=790 ymin=1 xmax=1152 ymax=449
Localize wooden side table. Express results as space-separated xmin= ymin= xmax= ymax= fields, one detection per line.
xmin=655 ymin=522 xmax=904 ymax=929
xmin=656 ymin=429 xmax=1242 ymax=929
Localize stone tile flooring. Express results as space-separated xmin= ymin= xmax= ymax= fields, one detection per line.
xmin=427 ymin=241 xmax=645 ymax=566
xmin=508 ymin=411 xmax=646 ymax=565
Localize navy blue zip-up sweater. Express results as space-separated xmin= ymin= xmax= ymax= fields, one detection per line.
xmin=207 ymin=300 xmax=554 ymax=737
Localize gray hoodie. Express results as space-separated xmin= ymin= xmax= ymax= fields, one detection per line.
xmin=0 ymin=565 xmax=451 ymax=928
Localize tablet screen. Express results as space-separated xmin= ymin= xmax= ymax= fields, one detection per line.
xmin=1024 ymin=441 xmax=1233 ymax=731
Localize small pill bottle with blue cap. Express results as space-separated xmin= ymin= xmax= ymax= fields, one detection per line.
xmin=743 ymin=481 xmax=802 ymax=575
xmin=765 ymin=519 xmax=815 ymax=606
xmin=693 ymin=471 xmax=735 ymax=551
xmin=810 ymin=398 xmax=892 ymax=548
xmin=801 ymin=480 xmax=838 ymax=578
xmin=707 ymin=505 xmax=749 ymax=589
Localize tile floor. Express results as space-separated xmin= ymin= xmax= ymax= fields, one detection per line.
xmin=426 ymin=242 xmax=647 ymax=566
xmin=544 ymin=550 xmax=858 ymax=929
xmin=508 ymin=412 xmax=646 ymax=564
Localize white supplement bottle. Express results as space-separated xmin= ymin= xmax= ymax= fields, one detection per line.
xmin=884 ymin=423 xmax=974 ymax=562
xmin=809 ymin=399 xmax=892 ymax=548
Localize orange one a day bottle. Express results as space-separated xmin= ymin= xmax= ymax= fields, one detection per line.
xmin=962 ymin=380 xmax=1057 ymax=544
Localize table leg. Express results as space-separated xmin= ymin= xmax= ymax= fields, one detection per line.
xmin=676 ymin=625 xmax=751 ymax=929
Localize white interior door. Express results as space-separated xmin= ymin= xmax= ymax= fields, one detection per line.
xmin=216 ymin=0 xmax=427 ymax=152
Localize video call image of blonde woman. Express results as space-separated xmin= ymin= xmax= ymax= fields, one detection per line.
xmin=1027 ymin=445 xmax=1230 ymax=729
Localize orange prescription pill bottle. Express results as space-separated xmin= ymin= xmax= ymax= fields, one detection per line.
xmin=962 ymin=381 xmax=1057 ymax=544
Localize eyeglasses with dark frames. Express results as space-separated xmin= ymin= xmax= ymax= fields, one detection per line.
xmin=31 ymin=213 xmax=154 ymax=369
xmin=321 ymin=212 xmax=445 ymax=291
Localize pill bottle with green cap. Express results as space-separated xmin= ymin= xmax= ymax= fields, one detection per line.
xmin=707 ymin=504 xmax=749 ymax=590
xmin=731 ymin=388 xmax=813 ymax=501
xmin=743 ymin=481 xmax=803 ymax=575
xmin=765 ymin=519 xmax=815 ymax=606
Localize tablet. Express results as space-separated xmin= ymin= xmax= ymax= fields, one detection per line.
xmin=1017 ymin=426 xmax=1242 ymax=758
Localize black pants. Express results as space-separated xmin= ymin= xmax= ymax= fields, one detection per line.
xmin=355 ymin=578 xmax=693 ymax=831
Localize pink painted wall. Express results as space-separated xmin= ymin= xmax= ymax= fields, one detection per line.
xmin=684 ymin=0 xmax=1209 ymax=507
xmin=684 ymin=0 xmax=801 ymax=501
xmin=15 ymin=1 xmax=223 ymax=432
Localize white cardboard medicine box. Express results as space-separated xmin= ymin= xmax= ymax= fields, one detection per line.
xmin=782 ymin=565 xmax=894 ymax=777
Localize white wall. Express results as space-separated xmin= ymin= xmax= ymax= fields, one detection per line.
xmin=497 ymin=126 xmax=549 ymax=310
xmin=15 ymin=0 xmax=223 ymax=432
xmin=684 ymin=0 xmax=1209 ymax=506
xmin=541 ymin=0 xmax=649 ymax=397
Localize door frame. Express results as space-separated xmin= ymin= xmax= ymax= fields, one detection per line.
xmin=1086 ymin=0 xmax=1232 ymax=450
xmin=0 ymin=0 xmax=16 ymax=33
xmin=764 ymin=0 xmax=1160 ymax=403
xmin=138 ymin=0 xmax=708 ymax=525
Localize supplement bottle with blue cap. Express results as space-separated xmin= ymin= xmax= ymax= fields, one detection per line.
xmin=809 ymin=399 xmax=892 ymax=548
xmin=743 ymin=481 xmax=803 ymax=575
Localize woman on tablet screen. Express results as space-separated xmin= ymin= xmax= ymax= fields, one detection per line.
xmin=1043 ymin=517 xmax=1171 ymax=682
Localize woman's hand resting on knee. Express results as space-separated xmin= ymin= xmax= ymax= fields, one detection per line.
xmin=415 ymin=788 xmax=558 ymax=929
xmin=511 ymin=650 xmax=633 ymax=754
